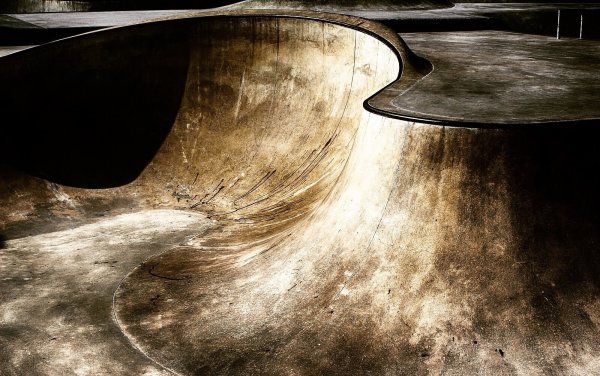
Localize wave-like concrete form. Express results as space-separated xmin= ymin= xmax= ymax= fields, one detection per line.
xmin=1 ymin=11 xmax=600 ymax=375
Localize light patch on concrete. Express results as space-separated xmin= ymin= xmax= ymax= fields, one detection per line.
xmin=0 ymin=45 xmax=35 ymax=57
xmin=45 ymin=181 xmax=76 ymax=208
xmin=585 ymin=299 xmax=600 ymax=329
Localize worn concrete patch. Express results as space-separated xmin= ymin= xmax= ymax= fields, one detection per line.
xmin=0 ymin=210 xmax=211 ymax=375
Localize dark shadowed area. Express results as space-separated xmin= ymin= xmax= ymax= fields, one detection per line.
xmin=0 ymin=23 xmax=190 ymax=187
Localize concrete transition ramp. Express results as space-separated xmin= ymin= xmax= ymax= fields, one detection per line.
xmin=1 ymin=10 xmax=600 ymax=375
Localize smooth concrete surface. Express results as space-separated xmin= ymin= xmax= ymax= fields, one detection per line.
xmin=223 ymin=2 xmax=600 ymax=25
xmin=6 ymin=10 xmax=197 ymax=28
xmin=1 ymin=10 xmax=600 ymax=376
xmin=0 ymin=14 xmax=39 ymax=29
xmin=370 ymin=30 xmax=600 ymax=126
xmin=0 ymin=0 xmax=239 ymax=13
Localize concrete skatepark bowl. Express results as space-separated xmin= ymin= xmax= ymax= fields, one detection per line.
xmin=1 ymin=10 xmax=600 ymax=375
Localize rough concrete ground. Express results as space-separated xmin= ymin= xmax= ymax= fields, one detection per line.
xmin=370 ymin=30 xmax=600 ymax=125
xmin=0 ymin=210 xmax=211 ymax=375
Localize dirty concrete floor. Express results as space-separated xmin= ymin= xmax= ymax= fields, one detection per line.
xmin=371 ymin=30 xmax=600 ymax=125
xmin=0 ymin=211 xmax=209 ymax=375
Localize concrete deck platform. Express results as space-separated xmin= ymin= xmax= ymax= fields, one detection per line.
xmin=1 ymin=11 xmax=600 ymax=375
xmin=370 ymin=30 xmax=600 ymax=126
xmin=5 ymin=10 xmax=195 ymax=29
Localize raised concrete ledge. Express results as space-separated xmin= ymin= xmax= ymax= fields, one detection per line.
xmin=367 ymin=30 xmax=600 ymax=128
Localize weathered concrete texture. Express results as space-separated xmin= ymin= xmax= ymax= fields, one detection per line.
xmin=1 ymin=11 xmax=600 ymax=376
xmin=0 ymin=0 xmax=239 ymax=13
xmin=6 ymin=10 xmax=195 ymax=29
xmin=116 ymin=125 xmax=600 ymax=376
xmin=0 ymin=14 xmax=39 ymax=29
xmin=7 ymin=3 xmax=600 ymax=30
xmin=0 ymin=210 xmax=210 ymax=375
xmin=1 ymin=0 xmax=97 ymax=13
xmin=369 ymin=31 xmax=600 ymax=126
xmin=224 ymin=0 xmax=452 ymax=11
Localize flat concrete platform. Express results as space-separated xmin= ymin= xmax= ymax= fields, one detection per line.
xmin=370 ymin=31 xmax=600 ymax=126
xmin=1 ymin=11 xmax=600 ymax=375
xmin=0 ymin=0 xmax=239 ymax=13
xmin=5 ymin=10 xmax=195 ymax=29
xmin=0 ymin=14 xmax=39 ymax=28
